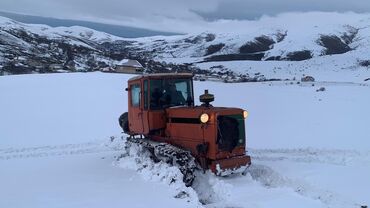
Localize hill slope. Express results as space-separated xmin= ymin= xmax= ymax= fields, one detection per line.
xmin=0 ymin=11 xmax=180 ymax=38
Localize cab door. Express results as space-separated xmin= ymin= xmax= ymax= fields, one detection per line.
xmin=142 ymin=79 xmax=150 ymax=134
xmin=128 ymin=81 xmax=143 ymax=133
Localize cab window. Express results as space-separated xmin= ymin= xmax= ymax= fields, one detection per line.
xmin=150 ymin=79 xmax=162 ymax=110
xmin=131 ymin=84 xmax=140 ymax=107
xmin=150 ymin=78 xmax=193 ymax=110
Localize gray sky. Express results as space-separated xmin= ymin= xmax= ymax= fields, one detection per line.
xmin=1 ymin=0 xmax=369 ymax=32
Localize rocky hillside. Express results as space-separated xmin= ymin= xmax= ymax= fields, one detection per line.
xmin=0 ymin=16 xmax=200 ymax=76
xmin=130 ymin=12 xmax=370 ymax=64
xmin=1 ymin=13 xmax=370 ymax=82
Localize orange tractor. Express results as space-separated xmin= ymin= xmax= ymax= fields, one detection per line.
xmin=119 ymin=73 xmax=251 ymax=186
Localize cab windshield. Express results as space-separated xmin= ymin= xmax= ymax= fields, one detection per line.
xmin=150 ymin=78 xmax=193 ymax=110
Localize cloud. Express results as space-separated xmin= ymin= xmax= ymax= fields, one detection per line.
xmin=197 ymin=0 xmax=370 ymax=20
xmin=0 ymin=0 xmax=222 ymax=32
xmin=0 ymin=0 xmax=218 ymax=21
xmin=0 ymin=0 xmax=369 ymax=33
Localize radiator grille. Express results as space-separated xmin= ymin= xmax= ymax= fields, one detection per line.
xmin=217 ymin=114 xmax=245 ymax=152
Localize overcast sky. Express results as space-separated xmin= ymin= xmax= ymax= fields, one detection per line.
xmin=1 ymin=0 xmax=370 ymax=32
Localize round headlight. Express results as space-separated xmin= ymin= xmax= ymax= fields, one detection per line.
xmin=200 ymin=113 xmax=209 ymax=123
xmin=243 ymin=111 xmax=248 ymax=119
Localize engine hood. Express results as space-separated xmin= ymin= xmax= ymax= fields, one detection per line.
xmin=166 ymin=106 xmax=244 ymax=123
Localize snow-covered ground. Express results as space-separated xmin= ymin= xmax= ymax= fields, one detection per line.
xmin=195 ymin=55 xmax=370 ymax=83
xmin=1 ymin=72 xmax=370 ymax=207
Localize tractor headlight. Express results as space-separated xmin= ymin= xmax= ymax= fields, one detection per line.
xmin=200 ymin=113 xmax=209 ymax=123
xmin=243 ymin=111 xmax=248 ymax=119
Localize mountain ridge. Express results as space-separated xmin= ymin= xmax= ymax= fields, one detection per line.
xmin=0 ymin=11 xmax=180 ymax=38
xmin=0 ymin=13 xmax=369 ymax=82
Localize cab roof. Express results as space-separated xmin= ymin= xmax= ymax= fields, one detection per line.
xmin=128 ymin=73 xmax=193 ymax=82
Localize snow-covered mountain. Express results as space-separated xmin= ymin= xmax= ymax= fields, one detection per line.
xmin=134 ymin=12 xmax=370 ymax=62
xmin=0 ymin=12 xmax=370 ymax=82
xmin=0 ymin=15 xmax=122 ymax=74
xmin=0 ymin=11 xmax=180 ymax=38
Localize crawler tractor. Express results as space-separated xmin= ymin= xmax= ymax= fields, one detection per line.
xmin=119 ymin=73 xmax=251 ymax=186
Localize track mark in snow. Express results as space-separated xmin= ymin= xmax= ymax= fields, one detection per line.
xmin=115 ymin=141 xmax=367 ymax=207
xmin=0 ymin=137 xmax=123 ymax=160
xmin=192 ymin=162 xmax=364 ymax=207
xmin=250 ymin=148 xmax=370 ymax=165
xmin=246 ymin=164 xmax=361 ymax=208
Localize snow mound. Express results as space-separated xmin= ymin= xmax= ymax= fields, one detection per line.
xmin=192 ymin=171 xmax=234 ymax=205
xmin=114 ymin=135 xmax=201 ymax=207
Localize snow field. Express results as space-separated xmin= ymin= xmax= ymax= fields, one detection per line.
xmin=1 ymin=72 xmax=370 ymax=207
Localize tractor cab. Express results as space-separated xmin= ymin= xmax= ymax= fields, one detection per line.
xmin=124 ymin=73 xmax=194 ymax=135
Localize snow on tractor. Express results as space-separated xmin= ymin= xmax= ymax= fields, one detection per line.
xmin=119 ymin=73 xmax=251 ymax=186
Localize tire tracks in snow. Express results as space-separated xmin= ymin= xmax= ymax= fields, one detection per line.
xmin=246 ymin=164 xmax=362 ymax=208
xmin=193 ymin=164 xmax=362 ymax=208
xmin=250 ymin=148 xmax=370 ymax=165
xmin=116 ymin=145 xmax=368 ymax=207
xmin=10 ymin=138 xmax=363 ymax=207
xmin=0 ymin=137 xmax=124 ymax=160
xmin=193 ymin=148 xmax=369 ymax=208
xmin=246 ymin=148 xmax=370 ymax=207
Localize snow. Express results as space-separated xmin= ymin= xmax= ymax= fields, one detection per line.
xmin=117 ymin=141 xmax=201 ymax=207
xmin=0 ymin=73 xmax=124 ymax=147
xmin=129 ymin=12 xmax=370 ymax=61
xmin=196 ymin=58 xmax=370 ymax=83
xmin=117 ymin=59 xmax=129 ymax=65
xmin=0 ymin=144 xmax=191 ymax=208
xmin=1 ymin=72 xmax=370 ymax=207
xmin=115 ymin=59 xmax=143 ymax=67
xmin=196 ymin=81 xmax=370 ymax=150
xmin=1 ymin=12 xmax=370 ymax=83
xmin=0 ymin=16 xmax=124 ymax=43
